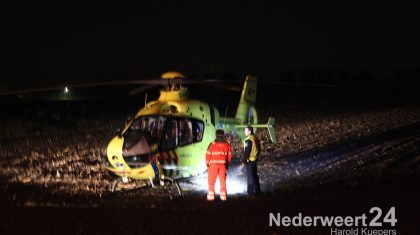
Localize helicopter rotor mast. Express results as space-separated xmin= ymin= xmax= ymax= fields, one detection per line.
xmin=160 ymin=71 xmax=186 ymax=91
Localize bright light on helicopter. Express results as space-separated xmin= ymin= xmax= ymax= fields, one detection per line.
xmin=64 ymin=87 xmax=69 ymax=93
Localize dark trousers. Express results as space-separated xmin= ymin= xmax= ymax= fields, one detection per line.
xmin=245 ymin=161 xmax=261 ymax=195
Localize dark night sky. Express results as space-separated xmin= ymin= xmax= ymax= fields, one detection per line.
xmin=1 ymin=0 xmax=419 ymax=86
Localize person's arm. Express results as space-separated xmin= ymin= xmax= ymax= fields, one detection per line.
xmin=242 ymin=139 xmax=252 ymax=164
xmin=206 ymin=144 xmax=213 ymax=167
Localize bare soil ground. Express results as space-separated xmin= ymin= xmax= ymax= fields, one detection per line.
xmin=0 ymin=103 xmax=419 ymax=234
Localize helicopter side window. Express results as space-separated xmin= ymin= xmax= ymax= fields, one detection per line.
xmin=179 ymin=118 xmax=204 ymax=145
xmin=194 ymin=121 xmax=204 ymax=142
xmin=161 ymin=119 xmax=178 ymax=151
xmin=159 ymin=117 xmax=204 ymax=150
xmin=179 ymin=119 xmax=193 ymax=146
xmin=123 ymin=120 xmax=141 ymax=150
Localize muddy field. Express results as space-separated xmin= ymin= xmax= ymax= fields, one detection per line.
xmin=1 ymin=102 xmax=420 ymax=234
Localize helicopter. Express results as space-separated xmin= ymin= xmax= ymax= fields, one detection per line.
xmin=103 ymin=71 xmax=277 ymax=193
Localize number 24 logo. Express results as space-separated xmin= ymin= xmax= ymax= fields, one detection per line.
xmin=369 ymin=207 xmax=397 ymax=227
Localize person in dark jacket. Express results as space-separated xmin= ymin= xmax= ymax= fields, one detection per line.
xmin=242 ymin=126 xmax=261 ymax=196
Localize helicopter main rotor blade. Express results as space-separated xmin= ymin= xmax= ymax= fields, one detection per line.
xmin=257 ymin=80 xmax=336 ymax=88
xmin=129 ymin=84 xmax=161 ymax=95
xmin=0 ymin=79 xmax=166 ymax=96
xmin=186 ymin=79 xmax=336 ymax=88
xmin=190 ymin=81 xmax=242 ymax=92
xmin=0 ymin=75 xmax=337 ymax=98
xmin=179 ymin=79 xmax=241 ymax=91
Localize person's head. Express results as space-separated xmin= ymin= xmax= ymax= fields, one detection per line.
xmin=216 ymin=129 xmax=225 ymax=138
xmin=244 ymin=126 xmax=253 ymax=136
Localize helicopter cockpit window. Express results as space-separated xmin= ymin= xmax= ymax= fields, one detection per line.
xmin=122 ymin=122 xmax=153 ymax=168
xmin=123 ymin=120 xmax=142 ymax=151
xmin=136 ymin=116 xmax=166 ymax=145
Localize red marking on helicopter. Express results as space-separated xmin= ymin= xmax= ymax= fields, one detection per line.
xmin=107 ymin=168 xmax=132 ymax=174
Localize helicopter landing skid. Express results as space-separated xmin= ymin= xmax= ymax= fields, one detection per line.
xmin=110 ymin=176 xmax=183 ymax=198
xmin=110 ymin=177 xmax=142 ymax=192
xmin=110 ymin=177 xmax=121 ymax=192
xmin=161 ymin=176 xmax=183 ymax=198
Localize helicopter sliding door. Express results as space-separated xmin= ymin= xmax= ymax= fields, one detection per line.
xmin=161 ymin=119 xmax=178 ymax=151
xmin=160 ymin=117 xmax=204 ymax=150
xmin=158 ymin=117 xmax=205 ymax=178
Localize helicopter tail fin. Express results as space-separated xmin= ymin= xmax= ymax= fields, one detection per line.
xmin=234 ymin=117 xmax=277 ymax=143
xmin=267 ymin=117 xmax=276 ymax=143
xmin=235 ymin=74 xmax=258 ymax=124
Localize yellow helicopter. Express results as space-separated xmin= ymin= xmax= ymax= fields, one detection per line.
xmin=103 ymin=71 xmax=276 ymax=193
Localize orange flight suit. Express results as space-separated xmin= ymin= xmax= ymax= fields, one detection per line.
xmin=206 ymin=140 xmax=232 ymax=201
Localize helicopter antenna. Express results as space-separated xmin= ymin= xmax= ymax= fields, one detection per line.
xmin=144 ymin=92 xmax=148 ymax=107
xmin=223 ymin=106 xmax=228 ymax=123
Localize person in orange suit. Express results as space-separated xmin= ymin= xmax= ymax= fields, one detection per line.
xmin=206 ymin=130 xmax=232 ymax=201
